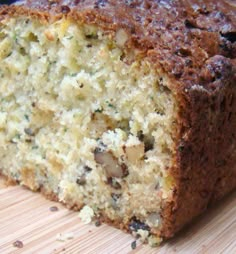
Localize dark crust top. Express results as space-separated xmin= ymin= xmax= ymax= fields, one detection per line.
xmin=0 ymin=0 xmax=235 ymax=90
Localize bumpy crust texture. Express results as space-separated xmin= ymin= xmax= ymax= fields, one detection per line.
xmin=0 ymin=0 xmax=236 ymax=239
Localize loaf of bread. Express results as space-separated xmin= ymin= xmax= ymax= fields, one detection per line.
xmin=0 ymin=0 xmax=235 ymax=245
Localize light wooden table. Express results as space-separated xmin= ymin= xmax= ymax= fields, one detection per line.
xmin=0 ymin=178 xmax=235 ymax=254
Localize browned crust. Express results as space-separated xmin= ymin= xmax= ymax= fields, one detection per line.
xmin=0 ymin=173 xmax=19 ymax=186
xmin=0 ymin=1 xmax=235 ymax=87
xmin=0 ymin=0 xmax=235 ymax=240
xmin=1 ymin=0 xmax=235 ymax=85
xmin=162 ymin=56 xmax=236 ymax=238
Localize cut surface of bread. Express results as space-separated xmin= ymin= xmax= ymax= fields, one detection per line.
xmin=0 ymin=0 xmax=235 ymax=245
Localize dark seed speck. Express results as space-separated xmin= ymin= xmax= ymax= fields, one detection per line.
xmin=107 ymin=177 xmax=122 ymax=189
xmin=121 ymin=163 xmax=129 ymax=177
xmin=50 ymin=206 xmax=59 ymax=212
xmin=111 ymin=193 xmax=121 ymax=202
xmin=61 ymin=5 xmax=71 ymax=14
xmin=76 ymin=175 xmax=86 ymax=185
xmin=24 ymin=128 xmax=34 ymax=136
xmin=129 ymin=219 xmax=150 ymax=232
xmin=13 ymin=240 xmax=24 ymax=248
xmin=95 ymin=220 xmax=101 ymax=227
xmin=131 ymin=240 xmax=137 ymax=250
xmin=84 ymin=166 xmax=93 ymax=172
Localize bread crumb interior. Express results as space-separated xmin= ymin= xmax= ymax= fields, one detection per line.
xmin=0 ymin=17 xmax=178 ymax=235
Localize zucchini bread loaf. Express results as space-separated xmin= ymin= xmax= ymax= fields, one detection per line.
xmin=0 ymin=0 xmax=235 ymax=244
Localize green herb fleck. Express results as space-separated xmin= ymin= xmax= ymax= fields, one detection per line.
xmin=15 ymin=133 xmax=21 ymax=140
xmin=13 ymin=33 xmax=17 ymax=42
xmin=76 ymin=95 xmax=85 ymax=100
xmin=95 ymin=108 xmax=103 ymax=113
xmin=49 ymin=60 xmax=56 ymax=65
xmin=106 ymin=101 xmax=115 ymax=109
xmin=108 ymin=103 xmax=113 ymax=108
xmin=70 ymin=73 xmax=77 ymax=77
xmin=32 ymin=145 xmax=39 ymax=150
xmin=66 ymin=36 xmax=73 ymax=40
xmin=24 ymin=114 xmax=29 ymax=121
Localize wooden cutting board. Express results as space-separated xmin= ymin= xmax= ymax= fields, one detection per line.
xmin=0 ymin=177 xmax=235 ymax=254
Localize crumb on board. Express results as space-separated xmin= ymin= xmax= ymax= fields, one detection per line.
xmin=78 ymin=205 xmax=95 ymax=224
xmin=131 ymin=240 xmax=137 ymax=250
xmin=13 ymin=240 xmax=24 ymax=248
xmin=50 ymin=206 xmax=59 ymax=212
xmin=56 ymin=232 xmax=74 ymax=242
xmin=95 ymin=219 xmax=102 ymax=227
xmin=147 ymin=235 xmax=162 ymax=247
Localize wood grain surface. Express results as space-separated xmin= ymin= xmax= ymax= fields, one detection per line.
xmin=0 ymin=177 xmax=235 ymax=254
